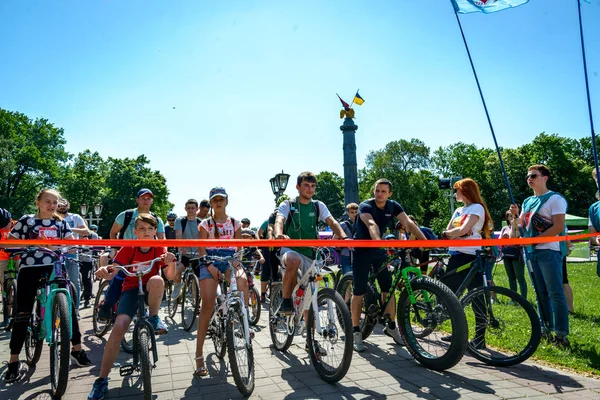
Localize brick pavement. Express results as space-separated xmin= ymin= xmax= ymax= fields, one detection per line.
xmin=1 ymin=289 xmax=600 ymax=400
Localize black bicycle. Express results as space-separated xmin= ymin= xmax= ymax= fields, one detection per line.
xmin=337 ymin=248 xmax=468 ymax=371
xmin=2 ymin=253 xmax=18 ymax=331
xmin=420 ymin=248 xmax=541 ymax=367
xmin=108 ymin=258 xmax=162 ymax=400
xmin=166 ymin=255 xmax=200 ymax=331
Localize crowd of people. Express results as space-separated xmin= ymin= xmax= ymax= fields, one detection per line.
xmin=0 ymin=163 xmax=598 ymax=398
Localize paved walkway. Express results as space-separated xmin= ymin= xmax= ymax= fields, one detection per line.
xmin=1 ymin=289 xmax=600 ymax=400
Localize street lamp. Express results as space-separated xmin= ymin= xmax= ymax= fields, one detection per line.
xmin=270 ymin=170 xmax=290 ymax=203
xmin=80 ymin=203 xmax=103 ymax=227
xmin=438 ymin=176 xmax=462 ymax=215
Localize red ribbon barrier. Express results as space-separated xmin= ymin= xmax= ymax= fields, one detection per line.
xmin=1 ymin=232 xmax=597 ymax=249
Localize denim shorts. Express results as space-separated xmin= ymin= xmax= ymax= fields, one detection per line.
xmin=198 ymin=249 xmax=234 ymax=281
xmin=117 ymin=288 xmax=148 ymax=319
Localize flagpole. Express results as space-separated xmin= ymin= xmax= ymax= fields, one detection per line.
xmin=349 ymin=88 xmax=359 ymax=109
xmin=451 ymin=2 xmax=550 ymax=329
xmin=577 ymin=0 xmax=600 ymax=187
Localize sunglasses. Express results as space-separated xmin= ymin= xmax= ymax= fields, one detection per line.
xmin=526 ymin=173 xmax=540 ymax=180
xmin=167 ymin=219 xmax=175 ymax=222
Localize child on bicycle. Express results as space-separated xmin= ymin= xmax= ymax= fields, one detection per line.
xmin=193 ymin=187 xmax=247 ymax=377
xmin=88 ymin=213 xmax=176 ymax=400
xmin=3 ymin=189 xmax=91 ymax=384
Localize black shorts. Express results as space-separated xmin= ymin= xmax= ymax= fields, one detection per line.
xmin=352 ymin=249 xmax=392 ymax=296
xmin=261 ymin=248 xmax=281 ymax=282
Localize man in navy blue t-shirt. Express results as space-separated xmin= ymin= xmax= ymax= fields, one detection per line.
xmin=352 ymin=178 xmax=427 ymax=353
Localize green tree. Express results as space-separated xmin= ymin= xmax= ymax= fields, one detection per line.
xmin=0 ymin=108 xmax=69 ymax=216
xmin=314 ymin=171 xmax=345 ymax=219
xmin=101 ymin=156 xmax=173 ymax=236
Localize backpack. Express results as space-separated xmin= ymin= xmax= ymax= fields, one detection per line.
xmin=521 ymin=191 xmax=568 ymax=257
xmin=419 ymin=226 xmax=438 ymax=241
xmin=119 ymin=209 xmax=160 ymax=240
xmin=179 ymin=217 xmax=201 ymax=236
xmin=205 ymin=216 xmax=237 ymax=237
xmin=283 ymin=198 xmax=321 ymax=237
xmin=340 ymin=219 xmax=356 ymax=238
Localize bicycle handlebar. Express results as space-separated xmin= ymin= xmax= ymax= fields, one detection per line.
xmin=107 ymin=257 xmax=162 ymax=277
xmin=5 ymin=245 xmax=82 ymax=257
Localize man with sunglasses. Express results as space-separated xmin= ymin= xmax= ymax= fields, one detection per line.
xmin=508 ymin=164 xmax=570 ymax=348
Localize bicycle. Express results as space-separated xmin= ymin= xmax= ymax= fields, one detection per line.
xmin=241 ymin=259 xmax=261 ymax=326
xmin=107 ymin=258 xmax=163 ymax=400
xmin=8 ymin=246 xmax=77 ymax=398
xmin=336 ymin=247 xmax=468 ymax=371
xmin=417 ymin=248 xmax=541 ymax=367
xmin=202 ymin=251 xmax=255 ymax=396
xmin=269 ymin=247 xmax=353 ymax=383
xmin=166 ymin=254 xmax=200 ymax=331
xmin=2 ymin=254 xmax=18 ymax=331
xmin=92 ymin=278 xmax=141 ymax=354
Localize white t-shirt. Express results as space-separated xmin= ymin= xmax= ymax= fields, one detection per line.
xmin=63 ymin=213 xmax=86 ymax=239
xmin=200 ymin=216 xmax=241 ymax=250
xmin=521 ymin=194 xmax=567 ymax=252
xmin=448 ymin=203 xmax=485 ymax=255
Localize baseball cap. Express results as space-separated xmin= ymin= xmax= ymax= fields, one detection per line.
xmin=0 ymin=208 xmax=12 ymax=228
xmin=209 ymin=187 xmax=228 ymax=200
xmin=90 ymin=224 xmax=98 ymax=230
xmin=137 ymin=188 xmax=154 ymax=198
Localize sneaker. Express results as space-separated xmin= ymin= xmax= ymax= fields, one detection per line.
xmin=353 ymin=331 xmax=365 ymax=353
xmin=3 ymin=361 xmax=26 ymax=383
xmin=88 ymin=377 xmax=109 ymax=400
xmin=552 ymin=335 xmax=570 ymax=349
xmin=149 ymin=315 xmax=168 ymax=335
xmin=306 ymin=341 xmax=328 ymax=357
xmin=83 ymin=299 xmax=90 ymax=309
xmin=278 ymin=302 xmax=293 ymax=316
xmin=441 ymin=335 xmax=453 ymax=342
xmin=170 ymin=281 xmax=184 ymax=300
xmin=71 ymin=349 xmax=92 ymax=366
xmin=541 ymin=331 xmax=553 ymax=344
xmin=383 ymin=326 xmax=405 ymax=346
xmin=97 ymin=303 xmax=111 ymax=323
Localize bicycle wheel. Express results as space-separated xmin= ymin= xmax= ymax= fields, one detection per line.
xmin=93 ymin=280 xmax=111 ymax=336
xmin=212 ymin=309 xmax=227 ymax=359
xmin=397 ymin=277 xmax=467 ymax=371
xmin=121 ymin=315 xmax=135 ymax=353
xmin=166 ymin=280 xmax=178 ymax=319
xmin=248 ymin=286 xmax=261 ymax=326
xmin=336 ymin=273 xmax=375 ymax=340
xmin=25 ymin=298 xmax=43 ymax=365
xmin=138 ymin=325 xmax=153 ymax=400
xmin=321 ymin=266 xmax=338 ymax=289
xmin=50 ymin=292 xmax=71 ymax=398
xmin=182 ymin=274 xmax=200 ymax=331
xmin=461 ymin=285 xmax=541 ymax=367
xmin=3 ymin=279 xmax=17 ymax=331
xmin=226 ymin=306 xmax=255 ymax=396
xmin=306 ymin=288 xmax=353 ymax=383
xmin=268 ymin=283 xmax=294 ymax=351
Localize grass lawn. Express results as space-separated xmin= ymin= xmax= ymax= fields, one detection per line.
xmin=492 ymin=261 xmax=600 ymax=376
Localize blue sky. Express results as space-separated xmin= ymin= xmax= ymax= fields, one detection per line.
xmin=1 ymin=0 xmax=599 ymax=227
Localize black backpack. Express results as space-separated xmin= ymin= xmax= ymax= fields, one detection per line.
xmin=119 ymin=209 xmax=160 ymax=239
xmin=340 ymin=219 xmax=356 ymax=238
xmin=283 ymin=198 xmax=321 ymax=236
xmin=179 ymin=217 xmax=201 ymax=235
xmin=205 ymin=216 xmax=237 ymax=236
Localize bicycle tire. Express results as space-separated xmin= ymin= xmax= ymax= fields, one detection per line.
xmin=336 ymin=273 xmax=375 ymax=340
xmin=121 ymin=317 xmax=134 ymax=353
xmin=398 ymin=277 xmax=467 ymax=371
xmin=248 ymin=286 xmax=261 ymax=326
xmin=306 ymin=288 xmax=353 ymax=383
xmin=3 ymin=279 xmax=17 ymax=331
xmin=182 ymin=274 xmax=200 ymax=331
xmin=138 ymin=325 xmax=153 ymax=400
xmin=321 ymin=266 xmax=338 ymax=289
xmin=226 ymin=306 xmax=255 ymax=396
xmin=461 ymin=285 xmax=541 ymax=367
xmin=212 ymin=309 xmax=227 ymax=359
xmin=93 ymin=280 xmax=111 ymax=337
xmin=25 ymin=298 xmax=43 ymax=365
xmin=166 ymin=280 xmax=176 ymax=319
xmin=268 ymin=283 xmax=294 ymax=352
xmin=50 ymin=292 xmax=71 ymax=398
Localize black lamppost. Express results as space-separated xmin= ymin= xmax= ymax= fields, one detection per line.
xmin=438 ymin=176 xmax=462 ymax=215
xmin=80 ymin=203 xmax=103 ymax=227
xmin=270 ymin=170 xmax=290 ymax=204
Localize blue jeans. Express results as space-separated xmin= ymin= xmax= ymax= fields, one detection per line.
xmin=340 ymin=253 xmax=352 ymax=275
xmin=530 ymin=249 xmax=569 ymax=337
xmin=65 ymin=257 xmax=81 ymax=309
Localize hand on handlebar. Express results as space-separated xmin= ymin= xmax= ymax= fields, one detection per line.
xmin=207 ymin=264 xmax=222 ymax=281
xmin=162 ymin=252 xmax=176 ymax=264
xmin=95 ymin=266 xmax=114 ymax=281
xmin=275 ymin=233 xmax=289 ymax=240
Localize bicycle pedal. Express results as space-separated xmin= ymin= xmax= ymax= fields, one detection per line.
xmin=119 ymin=364 xmax=135 ymax=376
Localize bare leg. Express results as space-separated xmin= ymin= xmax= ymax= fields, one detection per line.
xmin=351 ymin=294 xmax=363 ymax=327
xmin=146 ymin=275 xmax=164 ymax=316
xmin=99 ymin=314 xmax=133 ymax=378
xmin=195 ymin=278 xmax=217 ymax=369
xmin=563 ymin=283 xmax=574 ymax=313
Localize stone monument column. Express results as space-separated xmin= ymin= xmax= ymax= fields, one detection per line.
xmin=340 ymin=116 xmax=358 ymax=205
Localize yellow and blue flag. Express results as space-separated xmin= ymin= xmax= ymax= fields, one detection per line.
xmin=353 ymin=92 xmax=365 ymax=106
xmin=451 ymin=0 xmax=529 ymax=14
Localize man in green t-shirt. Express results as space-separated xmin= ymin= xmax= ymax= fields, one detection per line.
xmin=273 ymin=171 xmax=349 ymax=315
